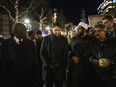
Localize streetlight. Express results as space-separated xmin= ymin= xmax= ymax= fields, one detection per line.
xmin=45 ymin=26 xmax=51 ymax=35
xmin=24 ymin=19 xmax=30 ymax=24
xmin=46 ymin=26 xmax=50 ymax=30
xmin=24 ymin=19 xmax=30 ymax=31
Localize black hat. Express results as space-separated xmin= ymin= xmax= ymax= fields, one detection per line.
xmin=36 ymin=30 xmax=42 ymax=35
xmin=28 ymin=30 xmax=35 ymax=37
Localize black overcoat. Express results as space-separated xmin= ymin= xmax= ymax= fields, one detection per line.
xmin=0 ymin=38 xmax=39 ymax=87
xmin=40 ymin=34 xmax=69 ymax=81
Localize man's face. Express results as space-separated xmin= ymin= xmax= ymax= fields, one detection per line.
xmin=36 ymin=34 xmax=42 ymax=39
xmin=89 ymin=27 xmax=95 ymax=35
xmin=16 ymin=26 xmax=27 ymax=39
xmin=70 ymin=31 xmax=77 ymax=38
xmin=77 ymin=26 xmax=84 ymax=36
xmin=94 ymin=28 xmax=106 ymax=41
xmin=30 ymin=33 xmax=36 ymax=40
xmin=52 ymin=26 xmax=61 ymax=36
xmin=103 ymin=19 xmax=113 ymax=30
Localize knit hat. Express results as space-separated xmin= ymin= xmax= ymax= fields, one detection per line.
xmin=78 ymin=22 xmax=88 ymax=30
xmin=36 ymin=30 xmax=42 ymax=35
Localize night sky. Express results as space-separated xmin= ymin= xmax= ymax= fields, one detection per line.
xmin=48 ymin=0 xmax=103 ymax=24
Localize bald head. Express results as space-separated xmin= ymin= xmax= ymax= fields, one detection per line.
xmin=12 ymin=23 xmax=27 ymax=39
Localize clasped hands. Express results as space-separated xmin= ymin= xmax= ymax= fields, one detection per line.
xmin=72 ymin=56 xmax=80 ymax=63
xmin=72 ymin=56 xmax=110 ymax=68
xmin=98 ymin=58 xmax=110 ymax=68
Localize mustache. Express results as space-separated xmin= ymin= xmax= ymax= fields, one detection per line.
xmin=95 ymin=34 xmax=101 ymax=37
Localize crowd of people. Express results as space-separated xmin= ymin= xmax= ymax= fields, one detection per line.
xmin=0 ymin=15 xmax=116 ymax=87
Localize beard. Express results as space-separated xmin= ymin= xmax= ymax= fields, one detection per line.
xmin=78 ymin=31 xmax=84 ymax=37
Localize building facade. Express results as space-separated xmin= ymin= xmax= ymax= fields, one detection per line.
xmin=97 ymin=0 xmax=116 ymax=16
xmin=0 ymin=14 xmax=10 ymax=39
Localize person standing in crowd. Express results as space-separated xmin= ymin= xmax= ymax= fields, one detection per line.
xmin=35 ymin=30 xmax=44 ymax=87
xmin=103 ymin=15 xmax=116 ymax=39
xmin=68 ymin=22 xmax=93 ymax=87
xmin=84 ymin=24 xmax=116 ymax=87
xmin=28 ymin=29 xmax=44 ymax=87
xmin=66 ymin=29 xmax=77 ymax=87
xmin=40 ymin=22 xmax=69 ymax=87
xmin=88 ymin=27 xmax=95 ymax=36
xmin=0 ymin=23 xmax=39 ymax=87
xmin=28 ymin=30 xmax=36 ymax=45
xmin=67 ymin=30 xmax=77 ymax=44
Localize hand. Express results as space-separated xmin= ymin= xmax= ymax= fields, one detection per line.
xmin=72 ymin=56 xmax=80 ymax=63
xmin=98 ymin=58 xmax=110 ymax=68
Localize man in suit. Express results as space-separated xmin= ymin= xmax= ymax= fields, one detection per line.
xmin=0 ymin=23 xmax=39 ymax=87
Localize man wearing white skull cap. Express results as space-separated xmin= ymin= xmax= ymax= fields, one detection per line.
xmin=78 ymin=22 xmax=88 ymax=30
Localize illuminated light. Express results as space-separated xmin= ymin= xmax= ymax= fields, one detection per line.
xmin=24 ymin=19 xmax=30 ymax=24
xmin=46 ymin=26 xmax=50 ymax=30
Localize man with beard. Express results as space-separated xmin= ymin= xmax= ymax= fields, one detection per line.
xmin=84 ymin=24 xmax=116 ymax=87
xmin=67 ymin=22 xmax=93 ymax=87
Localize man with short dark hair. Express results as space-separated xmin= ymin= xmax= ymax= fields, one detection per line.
xmin=40 ymin=22 xmax=69 ymax=87
xmin=103 ymin=15 xmax=116 ymax=39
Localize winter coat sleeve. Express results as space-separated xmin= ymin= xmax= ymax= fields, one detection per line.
xmin=40 ymin=36 xmax=51 ymax=67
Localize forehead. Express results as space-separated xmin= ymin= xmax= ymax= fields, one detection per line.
xmin=95 ymin=28 xmax=105 ymax=32
xmin=53 ymin=26 xmax=61 ymax=30
xmin=103 ymin=19 xmax=111 ymax=23
xmin=77 ymin=26 xmax=83 ymax=29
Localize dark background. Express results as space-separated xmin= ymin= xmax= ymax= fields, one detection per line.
xmin=48 ymin=0 xmax=103 ymax=24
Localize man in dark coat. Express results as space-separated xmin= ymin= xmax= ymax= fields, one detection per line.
xmin=35 ymin=30 xmax=44 ymax=87
xmin=0 ymin=23 xmax=39 ymax=87
xmin=69 ymin=22 xmax=93 ymax=87
xmin=103 ymin=15 xmax=116 ymax=39
xmin=84 ymin=24 xmax=116 ymax=87
xmin=40 ymin=22 xmax=69 ymax=87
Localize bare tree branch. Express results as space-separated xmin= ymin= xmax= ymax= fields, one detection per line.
xmin=15 ymin=0 xmax=19 ymax=22
xmin=20 ymin=8 xmax=34 ymax=22
xmin=18 ymin=0 xmax=35 ymax=19
xmin=0 ymin=4 xmax=15 ymax=22
xmin=10 ymin=0 xmax=15 ymax=6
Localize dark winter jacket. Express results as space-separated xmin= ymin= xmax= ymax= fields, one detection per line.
xmin=0 ymin=38 xmax=39 ymax=87
xmin=40 ymin=34 xmax=69 ymax=80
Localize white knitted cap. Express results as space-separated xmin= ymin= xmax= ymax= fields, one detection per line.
xmin=78 ymin=22 xmax=88 ymax=30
